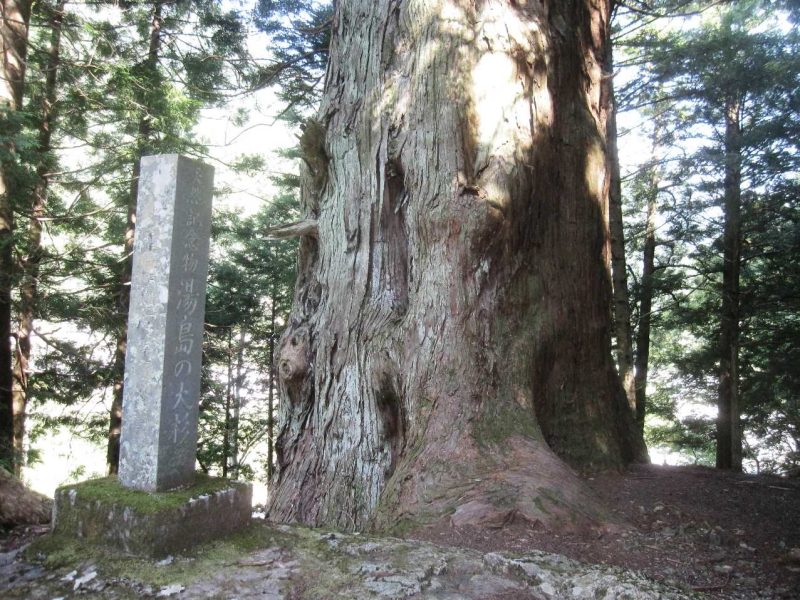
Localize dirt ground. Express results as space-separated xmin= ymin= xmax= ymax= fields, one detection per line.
xmin=2 ymin=463 xmax=799 ymax=599
xmin=412 ymin=463 xmax=800 ymax=599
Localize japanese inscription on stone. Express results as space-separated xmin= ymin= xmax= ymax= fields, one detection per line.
xmin=119 ymin=155 xmax=214 ymax=492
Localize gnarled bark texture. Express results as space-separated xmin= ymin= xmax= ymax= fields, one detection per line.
xmin=268 ymin=0 xmax=639 ymax=532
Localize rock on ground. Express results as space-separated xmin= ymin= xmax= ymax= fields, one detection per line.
xmin=1 ymin=522 xmax=693 ymax=599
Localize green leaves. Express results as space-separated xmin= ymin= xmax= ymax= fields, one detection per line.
xmin=619 ymin=0 xmax=800 ymax=471
xmin=253 ymin=0 xmax=332 ymax=113
xmin=199 ymin=190 xmax=300 ymax=476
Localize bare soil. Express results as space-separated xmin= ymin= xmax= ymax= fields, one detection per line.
xmin=411 ymin=463 xmax=800 ymax=599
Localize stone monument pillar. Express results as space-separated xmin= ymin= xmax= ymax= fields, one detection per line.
xmin=51 ymin=156 xmax=251 ymax=556
xmin=119 ymin=154 xmax=214 ymax=492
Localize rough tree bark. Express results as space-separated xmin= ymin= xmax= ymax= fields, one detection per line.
xmin=0 ymin=0 xmax=33 ymax=472
xmin=106 ymin=0 xmax=163 ymax=473
xmin=0 ymin=466 xmax=51 ymax=527
xmin=268 ymin=0 xmax=642 ymax=532
xmin=716 ymin=95 xmax=742 ymax=471
xmin=11 ymin=0 xmax=66 ymax=476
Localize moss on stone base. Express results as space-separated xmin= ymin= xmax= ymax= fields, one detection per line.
xmin=51 ymin=473 xmax=252 ymax=558
xmin=58 ymin=473 xmax=233 ymax=514
xmin=26 ymin=522 xmax=295 ymax=586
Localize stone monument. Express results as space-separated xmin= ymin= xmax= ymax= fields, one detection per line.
xmin=51 ymin=155 xmax=252 ymax=557
xmin=119 ymin=154 xmax=213 ymax=492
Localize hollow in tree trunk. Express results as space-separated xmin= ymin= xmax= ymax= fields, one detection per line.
xmin=268 ymin=0 xmax=641 ymax=532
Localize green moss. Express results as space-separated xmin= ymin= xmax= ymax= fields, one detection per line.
xmin=379 ymin=516 xmax=417 ymax=537
xmin=532 ymin=495 xmax=550 ymax=515
xmin=56 ymin=473 xmax=236 ymax=514
xmin=472 ymin=400 xmax=539 ymax=448
xmin=25 ymin=534 xmax=86 ymax=569
xmin=27 ymin=522 xmax=299 ymax=588
xmin=390 ymin=542 xmax=412 ymax=570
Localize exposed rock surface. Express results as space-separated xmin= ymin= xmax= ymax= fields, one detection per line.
xmin=2 ymin=522 xmax=692 ymax=599
xmin=2 ymin=464 xmax=797 ymax=598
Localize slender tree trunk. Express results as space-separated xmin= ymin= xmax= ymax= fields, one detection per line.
xmin=268 ymin=0 xmax=639 ymax=532
xmin=222 ymin=328 xmax=233 ymax=477
xmin=603 ymin=17 xmax=646 ymax=461
xmin=716 ymin=95 xmax=742 ymax=471
xmin=605 ymin=39 xmax=636 ymax=416
xmin=266 ymin=293 xmax=276 ymax=481
xmin=106 ymin=157 xmax=142 ymax=473
xmin=633 ymin=115 xmax=663 ymax=433
xmin=634 ymin=185 xmax=657 ymax=430
xmin=231 ymin=327 xmax=245 ymax=479
xmin=107 ymin=0 xmax=163 ymax=473
xmin=11 ymin=0 xmax=65 ymax=477
xmin=0 ymin=0 xmax=30 ymax=107
xmin=0 ymin=0 xmax=32 ymax=471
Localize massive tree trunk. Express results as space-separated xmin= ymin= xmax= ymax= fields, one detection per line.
xmin=0 ymin=0 xmax=33 ymax=472
xmin=106 ymin=0 xmax=163 ymax=473
xmin=716 ymin=95 xmax=742 ymax=471
xmin=11 ymin=0 xmax=65 ymax=477
xmin=268 ymin=0 xmax=640 ymax=532
xmin=0 ymin=466 xmax=51 ymax=527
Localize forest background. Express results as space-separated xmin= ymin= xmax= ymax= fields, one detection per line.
xmin=0 ymin=0 xmax=798 ymax=501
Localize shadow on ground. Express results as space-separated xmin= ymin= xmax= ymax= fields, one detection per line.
xmin=1 ymin=520 xmax=691 ymax=599
xmin=1 ymin=464 xmax=798 ymax=599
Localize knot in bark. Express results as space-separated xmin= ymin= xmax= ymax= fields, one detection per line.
xmin=278 ymin=326 xmax=311 ymax=384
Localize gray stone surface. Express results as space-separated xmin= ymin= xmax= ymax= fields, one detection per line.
xmin=119 ymin=154 xmax=214 ymax=492
xmin=6 ymin=524 xmax=697 ymax=599
xmin=50 ymin=477 xmax=252 ymax=558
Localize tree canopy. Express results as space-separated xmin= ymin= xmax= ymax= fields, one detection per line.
xmin=0 ymin=0 xmax=798 ymax=501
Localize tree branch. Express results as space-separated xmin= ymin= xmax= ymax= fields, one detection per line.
xmin=264 ymin=219 xmax=318 ymax=240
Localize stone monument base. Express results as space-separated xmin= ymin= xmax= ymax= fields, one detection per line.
xmin=51 ymin=474 xmax=252 ymax=558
